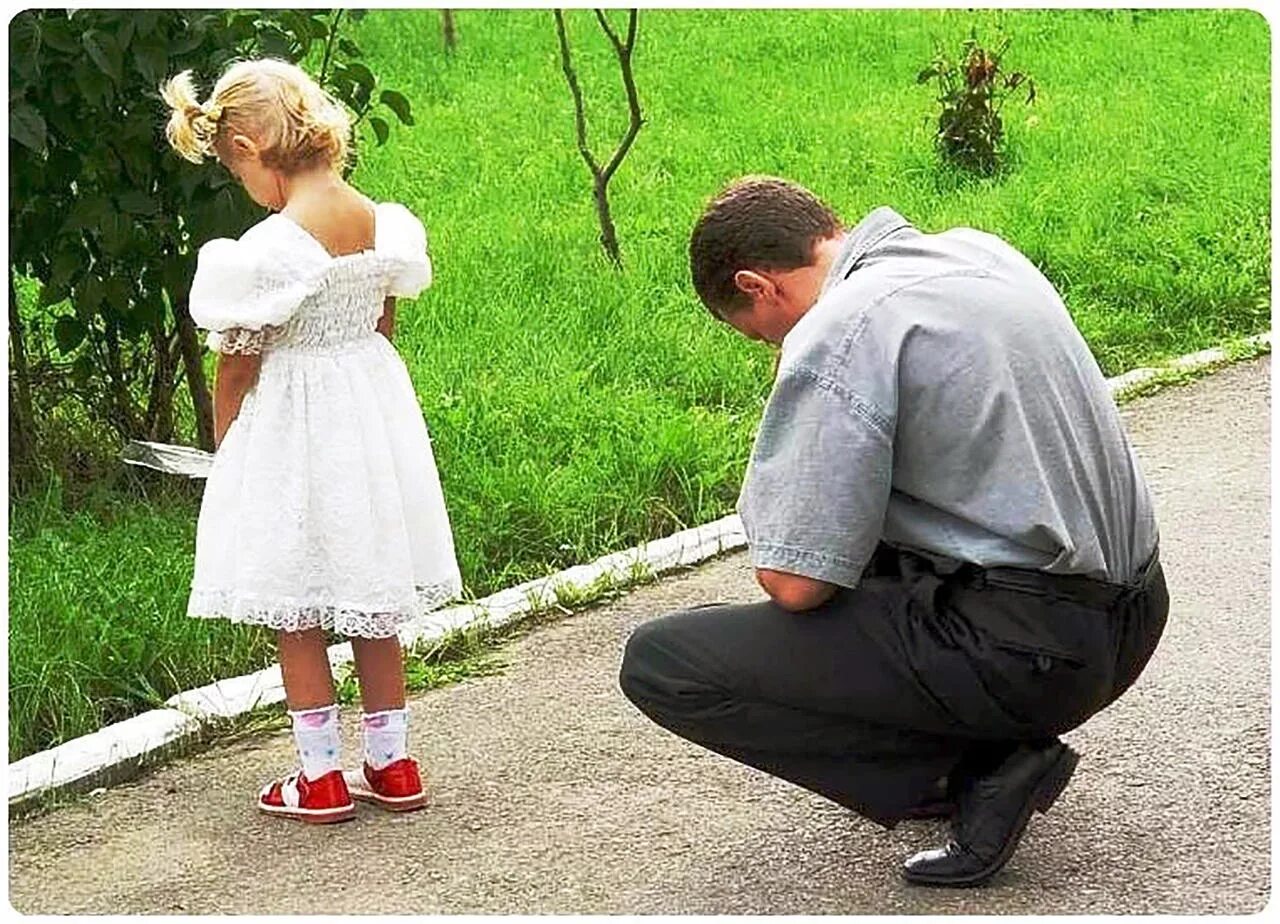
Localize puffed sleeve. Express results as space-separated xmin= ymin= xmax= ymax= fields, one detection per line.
xmin=188 ymin=236 xmax=313 ymax=354
xmin=375 ymin=202 xmax=434 ymax=298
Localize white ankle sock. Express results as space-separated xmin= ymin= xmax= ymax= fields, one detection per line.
xmin=362 ymin=708 xmax=408 ymax=770
xmin=289 ymin=704 xmax=341 ymax=781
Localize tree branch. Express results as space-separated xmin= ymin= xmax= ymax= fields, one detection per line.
xmin=318 ymin=9 xmax=344 ymax=85
xmin=593 ymin=8 xmax=622 ymax=49
xmin=553 ymin=9 xmax=600 ymax=178
xmin=442 ymin=9 xmax=457 ymax=53
xmin=599 ymin=9 xmax=643 ymax=185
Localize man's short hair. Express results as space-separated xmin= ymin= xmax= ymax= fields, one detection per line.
xmin=689 ymin=176 xmax=841 ymax=317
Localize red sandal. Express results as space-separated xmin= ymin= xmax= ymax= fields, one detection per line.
xmin=343 ymin=758 xmax=427 ymax=812
xmin=258 ymin=769 xmax=356 ymax=824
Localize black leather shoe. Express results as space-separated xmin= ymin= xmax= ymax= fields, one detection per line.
xmin=901 ymin=740 xmax=1079 ymax=887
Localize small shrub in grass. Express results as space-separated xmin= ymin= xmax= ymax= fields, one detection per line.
xmin=917 ymin=29 xmax=1036 ymax=175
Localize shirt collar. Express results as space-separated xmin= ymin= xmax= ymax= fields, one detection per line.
xmin=819 ymin=206 xmax=913 ymax=297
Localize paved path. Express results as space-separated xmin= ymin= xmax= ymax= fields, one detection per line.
xmin=8 ymin=359 xmax=1270 ymax=914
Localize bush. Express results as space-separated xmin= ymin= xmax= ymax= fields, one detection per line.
xmin=917 ymin=30 xmax=1036 ymax=174
xmin=7 ymin=9 xmax=413 ymax=486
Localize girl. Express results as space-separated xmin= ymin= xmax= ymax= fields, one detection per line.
xmin=160 ymin=59 xmax=462 ymax=823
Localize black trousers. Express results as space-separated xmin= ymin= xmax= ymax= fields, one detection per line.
xmin=619 ymin=544 xmax=1168 ymax=827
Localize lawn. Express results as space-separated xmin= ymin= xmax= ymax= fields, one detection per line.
xmin=8 ymin=8 xmax=1270 ymax=761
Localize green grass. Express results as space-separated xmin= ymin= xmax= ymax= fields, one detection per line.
xmin=8 ymin=8 xmax=1270 ymax=761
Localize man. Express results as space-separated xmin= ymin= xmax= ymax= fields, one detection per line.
xmin=619 ymin=177 xmax=1168 ymax=887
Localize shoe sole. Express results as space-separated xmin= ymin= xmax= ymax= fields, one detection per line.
xmin=904 ymin=745 xmax=1079 ymax=888
xmin=257 ymin=802 xmax=357 ymax=825
xmin=347 ymin=787 xmax=427 ymax=813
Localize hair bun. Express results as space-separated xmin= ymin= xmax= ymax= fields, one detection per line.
xmin=160 ymin=70 xmax=218 ymax=164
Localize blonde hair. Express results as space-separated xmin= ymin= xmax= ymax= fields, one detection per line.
xmin=160 ymin=59 xmax=351 ymax=173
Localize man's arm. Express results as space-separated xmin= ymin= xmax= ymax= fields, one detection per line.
xmin=756 ymin=568 xmax=838 ymax=612
xmin=737 ymin=364 xmax=896 ymax=609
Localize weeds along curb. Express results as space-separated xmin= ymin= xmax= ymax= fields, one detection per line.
xmin=8 ymin=331 xmax=1270 ymax=809
xmin=9 ymin=515 xmax=748 ymax=808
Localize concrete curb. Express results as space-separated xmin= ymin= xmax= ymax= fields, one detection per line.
xmin=8 ymin=331 xmax=1270 ymax=807
xmin=1107 ymin=332 xmax=1270 ymax=399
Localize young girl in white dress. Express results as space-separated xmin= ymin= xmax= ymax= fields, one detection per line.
xmin=161 ymin=59 xmax=462 ymax=823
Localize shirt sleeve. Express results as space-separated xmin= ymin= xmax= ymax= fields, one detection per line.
xmin=189 ymin=236 xmax=313 ymax=354
xmin=375 ymin=202 xmax=433 ymax=298
xmin=736 ymin=365 xmax=895 ymax=588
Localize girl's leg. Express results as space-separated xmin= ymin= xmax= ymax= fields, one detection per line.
xmin=277 ymin=628 xmax=337 ymax=708
xmin=351 ymin=635 xmax=407 ymax=712
xmin=351 ymin=636 xmax=413 ymax=774
xmin=276 ymin=628 xmax=343 ymax=782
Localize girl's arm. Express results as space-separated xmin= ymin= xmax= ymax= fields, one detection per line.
xmin=377 ymin=296 xmax=396 ymax=342
xmin=213 ymin=352 xmax=262 ymax=448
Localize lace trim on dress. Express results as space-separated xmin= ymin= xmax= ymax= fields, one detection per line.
xmin=208 ymin=327 xmax=276 ymax=355
xmin=187 ymin=577 xmax=463 ymax=639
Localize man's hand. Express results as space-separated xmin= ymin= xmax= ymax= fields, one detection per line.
xmin=755 ymin=568 xmax=838 ymax=612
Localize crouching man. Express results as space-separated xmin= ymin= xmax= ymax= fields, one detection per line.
xmin=619 ymin=177 xmax=1167 ymax=887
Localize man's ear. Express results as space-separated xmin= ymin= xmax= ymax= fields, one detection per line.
xmin=733 ymin=269 xmax=772 ymax=303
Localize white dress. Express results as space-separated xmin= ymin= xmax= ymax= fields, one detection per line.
xmin=186 ymin=202 xmax=463 ymax=638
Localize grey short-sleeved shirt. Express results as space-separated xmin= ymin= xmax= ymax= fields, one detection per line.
xmin=737 ymin=207 xmax=1159 ymax=586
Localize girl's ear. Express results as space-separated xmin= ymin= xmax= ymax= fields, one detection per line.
xmin=227 ymin=133 xmax=260 ymax=161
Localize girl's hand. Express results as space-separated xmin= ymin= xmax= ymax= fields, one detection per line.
xmin=377 ymin=297 xmax=396 ymax=342
xmin=213 ymin=351 xmax=262 ymax=448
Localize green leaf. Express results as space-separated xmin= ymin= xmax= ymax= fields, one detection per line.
xmin=169 ymin=22 xmax=206 ymax=55
xmin=118 ymin=16 xmax=136 ymax=52
xmin=82 ymin=29 xmax=123 ymax=84
xmin=73 ymin=58 xmax=113 ymax=109
xmin=380 ymin=89 xmax=415 ymax=126
xmin=99 ymin=215 xmax=130 ymax=257
xmin=50 ymin=249 xmax=82 ymax=289
xmin=228 ymin=12 xmax=259 ymax=42
xmin=9 ymin=103 xmax=47 ymax=153
xmin=75 ymin=276 xmax=106 ymax=316
xmin=71 ymin=353 xmax=95 ymax=386
xmin=117 ymin=191 xmax=159 ymax=215
xmin=280 ymin=10 xmax=312 ymax=41
xmin=352 ymin=81 xmax=373 ymax=113
xmin=39 ymin=281 xmax=71 ymax=308
xmin=258 ymin=26 xmax=294 ymax=60
xmin=344 ymin=62 xmax=377 ymax=91
xmin=65 ymin=195 xmax=112 ymax=232
xmin=53 ymin=315 xmax=87 ymax=353
xmin=40 ymin=20 xmax=82 ymax=55
xmin=133 ymin=11 xmax=161 ymax=37
xmin=10 ymin=19 xmax=39 ymax=83
xmin=102 ymin=277 xmax=134 ymax=317
xmin=369 ymin=115 xmax=390 ymax=146
xmin=309 ymin=13 xmax=333 ymax=36
xmin=134 ymin=40 xmax=169 ymax=86
xmin=339 ymin=38 xmax=363 ymax=58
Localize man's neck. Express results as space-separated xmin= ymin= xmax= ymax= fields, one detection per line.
xmin=778 ymin=234 xmax=847 ymax=338
xmin=809 ymin=233 xmax=847 ymax=297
